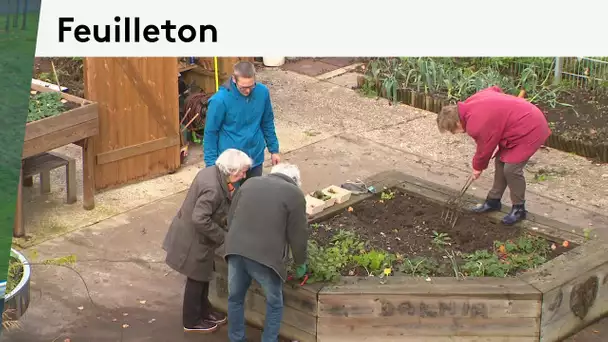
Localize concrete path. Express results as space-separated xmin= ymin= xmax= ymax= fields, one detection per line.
xmin=6 ymin=64 xmax=608 ymax=341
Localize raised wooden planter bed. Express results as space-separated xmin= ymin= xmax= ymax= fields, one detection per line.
xmin=209 ymin=170 xmax=608 ymax=342
xmin=544 ymin=132 xmax=608 ymax=163
xmin=15 ymin=82 xmax=99 ymax=237
xmin=357 ymin=76 xmax=608 ymax=163
xmin=357 ymin=76 xmax=449 ymax=114
xmin=24 ymin=83 xmax=99 ymax=159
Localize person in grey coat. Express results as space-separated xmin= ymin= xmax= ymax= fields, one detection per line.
xmin=162 ymin=148 xmax=253 ymax=333
xmin=224 ymin=163 xmax=309 ymax=342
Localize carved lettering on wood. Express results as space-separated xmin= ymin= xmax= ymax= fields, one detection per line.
xmin=373 ymin=299 xmax=489 ymax=318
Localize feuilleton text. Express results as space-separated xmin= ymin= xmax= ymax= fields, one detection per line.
xmin=58 ymin=17 xmax=218 ymax=43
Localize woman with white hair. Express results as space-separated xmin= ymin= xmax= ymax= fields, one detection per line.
xmin=162 ymin=148 xmax=252 ymax=333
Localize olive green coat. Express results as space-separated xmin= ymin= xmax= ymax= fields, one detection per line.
xmin=162 ymin=166 xmax=231 ymax=282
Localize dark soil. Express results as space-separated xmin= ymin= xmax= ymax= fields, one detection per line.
xmin=33 ymin=57 xmax=85 ymax=98
xmin=313 ymin=188 xmax=569 ymax=275
xmin=538 ymin=87 xmax=608 ymax=145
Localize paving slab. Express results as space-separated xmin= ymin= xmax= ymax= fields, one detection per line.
xmin=281 ymin=59 xmax=340 ymax=77
xmin=326 ymin=71 xmax=361 ymax=88
xmin=317 ymin=57 xmax=357 ymax=68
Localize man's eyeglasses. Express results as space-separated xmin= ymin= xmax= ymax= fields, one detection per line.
xmin=234 ymin=75 xmax=256 ymax=91
xmin=237 ymin=83 xmax=256 ymax=91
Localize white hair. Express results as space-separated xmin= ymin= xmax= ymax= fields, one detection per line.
xmin=215 ymin=149 xmax=253 ymax=176
xmin=270 ymin=163 xmax=301 ymax=187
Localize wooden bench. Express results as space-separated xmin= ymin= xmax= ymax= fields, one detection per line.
xmin=22 ymin=152 xmax=77 ymax=204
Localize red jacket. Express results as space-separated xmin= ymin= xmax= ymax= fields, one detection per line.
xmin=457 ymin=86 xmax=551 ymax=171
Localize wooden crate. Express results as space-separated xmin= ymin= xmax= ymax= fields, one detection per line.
xmin=23 ymin=83 xmax=99 ymax=159
xmin=208 ymin=170 xmax=606 ymax=342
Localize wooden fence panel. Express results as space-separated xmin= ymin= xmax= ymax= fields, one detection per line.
xmin=84 ymin=57 xmax=180 ymax=190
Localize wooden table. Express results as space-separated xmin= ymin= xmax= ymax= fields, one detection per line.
xmin=14 ymin=83 xmax=99 ymax=237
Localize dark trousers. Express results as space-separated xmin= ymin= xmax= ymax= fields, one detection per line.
xmin=244 ymin=164 xmax=263 ymax=182
xmin=487 ymin=157 xmax=529 ymax=205
xmin=183 ymin=278 xmax=212 ymax=328
xmin=236 ymin=164 xmax=263 ymax=189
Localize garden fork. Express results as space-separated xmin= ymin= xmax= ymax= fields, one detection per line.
xmin=441 ymin=175 xmax=474 ymax=228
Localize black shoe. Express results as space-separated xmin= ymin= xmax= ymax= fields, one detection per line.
xmin=202 ymin=311 xmax=227 ymax=325
xmin=471 ymin=198 xmax=502 ymax=213
xmin=184 ymin=320 xmax=219 ymax=333
xmin=502 ymin=204 xmax=527 ymax=225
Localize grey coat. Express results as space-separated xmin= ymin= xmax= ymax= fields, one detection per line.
xmin=162 ymin=166 xmax=231 ymax=282
xmin=224 ymin=173 xmax=308 ymax=281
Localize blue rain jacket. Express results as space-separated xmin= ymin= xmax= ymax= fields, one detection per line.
xmin=203 ymin=79 xmax=279 ymax=168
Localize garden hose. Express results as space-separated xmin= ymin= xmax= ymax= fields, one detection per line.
xmin=183 ymin=92 xmax=211 ymax=133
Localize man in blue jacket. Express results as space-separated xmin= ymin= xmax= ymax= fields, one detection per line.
xmin=203 ymin=61 xmax=280 ymax=183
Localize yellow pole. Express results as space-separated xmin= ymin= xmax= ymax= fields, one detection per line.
xmin=214 ymin=57 xmax=219 ymax=92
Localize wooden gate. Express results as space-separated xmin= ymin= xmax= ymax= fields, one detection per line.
xmin=84 ymin=57 xmax=180 ymax=190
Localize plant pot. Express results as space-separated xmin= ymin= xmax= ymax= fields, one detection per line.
xmin=4 ymin=249 xmax=31 ymax=321
xmin=322 ymin=185 xmax=352 ymax=204
xmin=309 ymin=191 xmax=337 ymax=209
xmin=262 ymin=57 xmax=286 ymax=67
xmin=305 ymin=195 xmax=325 ymax=216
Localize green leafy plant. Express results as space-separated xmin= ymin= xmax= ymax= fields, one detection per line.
xmin=359 ymin=57 xmax=580 ymax=111
xmin=312 ymin=190 xmax=331 ymax=201
xmin=431 ymin=231 xmax=451 ymax=248
xmin=38 ymin=71 xmax=54 ymax=83
xmin=28 ymin=91 xmax=65 ymax=122
xmin=461 ymin=250 xmax=511 ymax=277
xmin=583 ymin=228 xmax=596 ymax=241
xmin=380 ymin=189 xmax=395 ymax=201
xmin=462 ymin=235 xmax=549 ymax=277
xmin=305 ymin=230 xmax=364 ymax=283
xmin=353 ymin=250 xmax=395 ymax=276
xmin=399 ymin=256 xmax=438 ymax=277
xmin=6 ymin=257 xmax=23 ymax=294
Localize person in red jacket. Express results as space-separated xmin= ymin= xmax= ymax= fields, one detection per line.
xmin=436 ymin=86 xmax=551 ymax=225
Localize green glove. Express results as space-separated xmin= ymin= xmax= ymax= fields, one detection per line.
xmin=295 ymin=263 xmax=308 ymax=279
